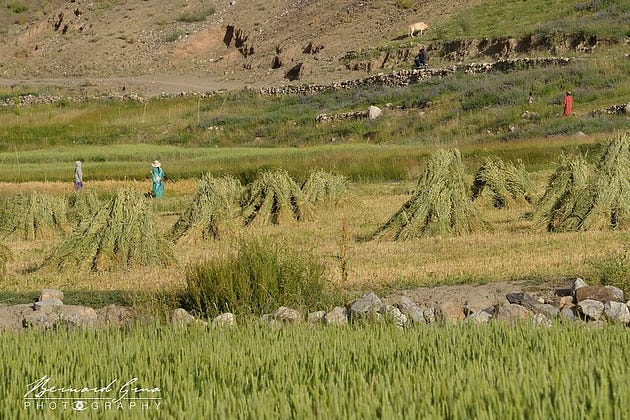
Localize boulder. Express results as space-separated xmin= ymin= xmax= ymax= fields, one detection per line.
xmin=495 ymin=303 xmax=531 ymax=323
xmin=171 ymin=308 xmax=207 ymax=327
xmin=603 ymin=301 xmax=630 ymax=324
xmin=0 ymin=304 xmax=33 ymax=331
xmin=39 ymin=289 xmax=64 ymax=302
xmin=325 ymin=306 xmax=348 ymax=326
xmin=464 ymin=311 xmax=492 ymax=324
xmin=95 ymin=305 xmax=139 ymax=328
xmin=436 ymin=301 xmax=465 ymax=323
xmin=393 ymin=296 xmax=426 ymax=324
xmin=575 ymin=286 xmax=618 ymax=303
xmin=23 ymin=305 xmax=98 ymax=329
xmin=348 ymin=291 xmax=383 ymax=317
xmin=577 ymin=299 xmax=604 ymax=321
xmin=368 ymin=106 xmax=382 ymax=120
xmin=212 ymin=312 xmax=236 ymax=327
xmin=272 ymin=306 xmax=303 ymax=323
xmin=307 ymin=311 xmax=326 ymax=324
xmin=381 ymin=305 xmax=408 ymax=328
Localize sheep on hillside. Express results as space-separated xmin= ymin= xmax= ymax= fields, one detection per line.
xmin=408 ymin=22 xmax=428 ymax=37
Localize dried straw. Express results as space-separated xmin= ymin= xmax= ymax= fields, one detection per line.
xmin=40 ymin=189 xmax=176 ymax=272
xmin=471 ymin=157 xmax=533 ymax=208
xmin=301 ymin=169 xmax=349 ymax=205
xmin=241 ymin=169 xmax=310 ymax=226
xmin=169 ymin=173 xmax=242 ymax=242
xmin=372 ymin=149 xmax=489 ymax=240
xmin=0 ymin=191 xmax=67 ymax=240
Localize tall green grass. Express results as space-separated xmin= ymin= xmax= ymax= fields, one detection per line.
xmin=2 ymin=323 xmax=630 ymax=418
xmin=185 ymin=236 xmax=329 ymax=316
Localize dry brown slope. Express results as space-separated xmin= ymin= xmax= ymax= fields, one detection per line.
xmin=0 ymin=0 xmax=472 ymax=94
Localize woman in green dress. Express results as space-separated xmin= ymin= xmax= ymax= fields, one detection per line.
xmin=151 ymin=160 xmax=165 ymax=198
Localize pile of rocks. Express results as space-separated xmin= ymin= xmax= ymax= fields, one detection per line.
xmin=1 ymin=278 xmax=627 ymax=332
xmin=589 ymin=102 xmax=630 ymax=117
xmin=0 ymin=289 xmax=143 ymax=332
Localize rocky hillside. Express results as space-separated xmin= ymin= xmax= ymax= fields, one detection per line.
xmin=0 ymin=0 xmax=627 ymax=95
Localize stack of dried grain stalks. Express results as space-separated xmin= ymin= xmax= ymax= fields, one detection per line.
xmin=536 ymin=131 xmax=630 ymax=231
xmin=0 ymin=191 xmax=67 ymax=240
xmin=471 ymin=157 xmax=533 ymax=208
xmin=169 ymin=173 xmax=242 ymax=242
xmin=372 ymin=148 xmax=489 ymax=240
xmin=241 ymin=169 xmax=310 ymax=226
xmin=41 ymin=189 xmax=175 ymax=272
xmin=301 ymin=169 xmax=349 ymax=205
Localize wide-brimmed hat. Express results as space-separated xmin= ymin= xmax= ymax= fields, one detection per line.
xmin=152 ymin=160 xmax=161 ymax=168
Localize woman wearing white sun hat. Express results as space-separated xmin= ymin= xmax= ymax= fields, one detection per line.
xmin=151 ymin=160 xmax=165 ymax=198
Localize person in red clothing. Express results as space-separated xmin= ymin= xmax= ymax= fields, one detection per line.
xmin=562 ymin=91 xmax=573 ymax=117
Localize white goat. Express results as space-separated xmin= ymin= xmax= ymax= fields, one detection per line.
xmin=408 ymin=22 xmax=428 ymax=37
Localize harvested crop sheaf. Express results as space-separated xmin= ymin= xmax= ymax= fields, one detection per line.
xmin=538 ymin=131 xmax=630 ymax=232
xmin=301 ymin=169 xmax=349 ymax=205
xmin=372 ymin=149 xmax=489 ymax=240
xmin=0 ymin=191 xmax=67 ymax=240
xmin=471 ymin=157 xmax=533 ymax=208
xmin=40 ymin=189 xmax=176 ymax=272
xmin=169 ymin=173 xmax=242 ymax=242
xmin=534 ymin=154 xmax=592 ymax=231
xmin=241 ymin=169 xmax=310 ymax=226
xmin=66 ymin=190 xmax=102 ymax=225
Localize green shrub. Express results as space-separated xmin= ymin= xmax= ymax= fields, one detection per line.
xmin=185 ymin=237 xmax=328 ymax=316
xmin=177 ymin=7 xmax=215 ymax=23
xmin=587 ymin=245 xmax=630 ymax=294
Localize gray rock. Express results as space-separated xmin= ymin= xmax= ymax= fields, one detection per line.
xmin=39 ymin=289 xmax=64 ymax=302
xmin=23 ymin=305 xmax=98 ymax=329
xmin=560 ymin=307 xmax=577 ymax=321
xmin=436 ymin=301 xmax=465 ymax=323
xmin=506 ymin=292 xmax=541 ymax=311
xmin=533 ymin=303 xmax=560 ymax=319
xmin=577 ymin=299 xmax=604 ymax=321
xmin=212 ymin=312 xmax=236 ymax=327
xmin=171 ymin=308 xmax=207 ymax=327
xmin=348 ymin=291 xmax=383 ymax=317
xmin=95 ymin=305 xmax=138 ymax=328
xmin=532 ymin=313 xmax=553 ymax=327
xmin=605 ymin=285 xmax=624 ymax=302
xmin=423 ymin=307 xmax=436 ymax=324
xmin=272 ymin=306 xmax=303 ymax=323
xmin=307 ymin=311 xmax=326 ymax=324
xmin=604 ymin=301 xmax=630 ymax=324
xmin=368 ymin=105 xmax=382 ymax=120
xmin=325 ymin=306 xmax=348 ymax=326
xmin=0 ymin=304 xmax=34 ymax=331
xmin=571 ymin=277 xmax=588 ymax=295
xmin=381 ymin=305 xmax=408 ymax=328
xmin=393 ymin=296 xmax=425 ymax=324
xmin=34 ymin=297 xmax=64 ymax=308
xmin=464 ymin=311 xmax=492 ymax=324
xmin=495 ymin=303 xmax=531 ymax=323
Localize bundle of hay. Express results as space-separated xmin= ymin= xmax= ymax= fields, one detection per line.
xmin=538 ymin=132 xmax=630 ymax=231
xmin=0 ymin=242 xmax=12 ymax=278
xmin=40 ymin=189 xmax=176 ymax=272
xmin=471 ymin=157 xmax=533 ymax=208
xmin=534 ymin=154 xmax=592 ymax=231
xmin=66 ymin=190 xmax=102 ymax=225
xmin=0 ymin=191 xmax=67 ymax=240
xmin=169 ymin=173 xmax=242 ymax=242
xmin=240 ymin=169 xmax=309 ymax=226
xmin=301 ymin=169 xmax=349 ymax=204
xmin=372 ymin=149 xmax=489 ymax=240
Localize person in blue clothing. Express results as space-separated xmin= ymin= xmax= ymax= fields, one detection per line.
xmin=73 ymin=160 xmax=83 ymax=192
xmin=151 ymin=160 xmax=165 ymax=198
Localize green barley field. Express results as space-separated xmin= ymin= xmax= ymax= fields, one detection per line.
xmin=2 ymin=322 xmax=630 ymax=419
